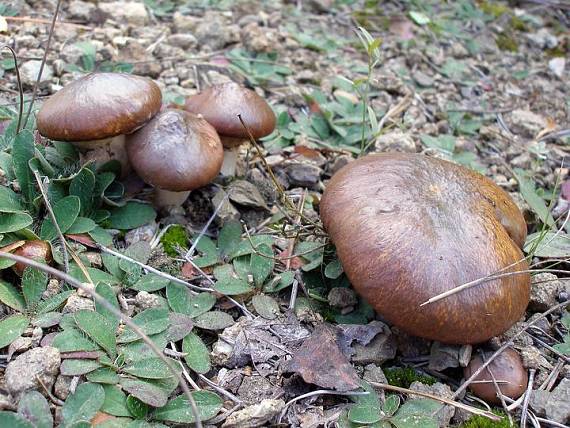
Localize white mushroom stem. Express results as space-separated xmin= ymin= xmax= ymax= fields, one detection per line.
xmin=73 ymin=134 xmax=131 ymax=178
xmin=153 ymin=188 xmax=191 ymax=209
xmin=220 ymin=137 xmax=247 ymax=177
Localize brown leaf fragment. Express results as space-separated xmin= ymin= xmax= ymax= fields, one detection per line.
xmin=284 ymin=324 xmax=360 ymax=391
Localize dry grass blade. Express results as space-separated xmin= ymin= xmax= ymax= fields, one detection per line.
xmin=367 ymin=382 xmax=501 ymax=421
xmin=0 ymin=251 xmax=204 ymax=428
xmin=0 ymin=45 xmax=24 ymax=133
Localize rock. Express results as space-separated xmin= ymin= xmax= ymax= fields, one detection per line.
xmin=241 ymin=23 xmax=280 ymax=53
xmin=62 ymin=293 xmax=95 ymax=313
xmin=212 ymin=190 xmax=240 ymax=223
xmin=237 ymin=375 xmax=282 ymax=405
xmin=549 ymin=57 xmax=565 ymax=79
xmin=98 ymin=2 xmax=148 ymax=25
xmin=135 ymin=291 xmax=162 ymax=311
xmin=519 ymin=346 xmax=552 ymax=371
xmin=548 ymin=379 xmax=570 ymax=423
xmin=327 ymin=287 xmax=357 ymax=313
xmin=5 ymin=347 xmax=60 ymax=400
xmin=217 ymin=368 xmax=243 ymax=393
xmin=530 ymin=389 xmax=549 ymax=416
xmin=42 ymin=279 xmax=61 ymax=300
xmin=374 ymin=131 xmax=417 ymax=153
xmin=54 ymin=375 xmax=73 ymax=400
xmin=194 ymin=12 xmax=240 ymax=50
xmin=173 ymin=12 xmax=199 ymax=33
xmin=527 ymin=28 xmax=558 ymax=49
xmin=509 ymin=109 xmax=547 ymax=138
xmin=20 ymin=61 xmax=53 ymax=88
xmin=67 ymin=0 xmax=95 ymax=21
xmin=409 ymin=381 xmax=455 ymax=427
xmin=228 ymin=180 xmax=269 ymax=210
xmin=450 ymin=42 xmax=469 ymax=58
xmin=285 ymin=163 xmax=322 ymax=188
xmin=428 ymin=343 xmax=461 ymax=372
xmin=166 ymin=34 xmax=197 ymax=49
xmin=351 ymin=329 xmax=397 ymax=365
xmin=306 ymin=0 xmax=333 ymax=12
xmin=413 ymin=70 xmax=434 ymax=87
xmin=363 ymin=364 xmax=387 ymax=402
xmin=530 ymin=273 xmax=563 ymax=312
xmin=328 ymin=154 xmax=352 ymax=175
xmin=222 ymin=399 xmax=285 ymax=428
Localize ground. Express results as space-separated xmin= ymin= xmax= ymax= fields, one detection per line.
xmin=0 ymin=0 xmax=569 ymax=427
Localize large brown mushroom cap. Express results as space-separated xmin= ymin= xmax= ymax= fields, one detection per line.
xmin=464 ymin=348 xmax=528 ymax=404
xmin=320 ymin=153 xmax=530 ymax=344
xmin=126 ymin=109 xmax=223 ymax=192
xmin=183 ymin=82 xmax=276 ymax=142
xmin=37 ymin=73 xmax=162 ymax=142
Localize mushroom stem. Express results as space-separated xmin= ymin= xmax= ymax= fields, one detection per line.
xmin=153 ymin=188 xmax=191 ymax=209
xmin=75 ymin=134 xmax=131 ymax=178
xmin=220 ymin=147 xmax=239 ymax=177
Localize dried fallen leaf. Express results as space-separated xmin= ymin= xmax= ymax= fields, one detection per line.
xmin=284 ymin=323 xmax=360 ymax=391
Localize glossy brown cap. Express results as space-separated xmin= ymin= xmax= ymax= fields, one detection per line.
xmin=320 ymin=153 xmax=530 ymax=344
xmin=183 ymin=82 xmax=276 ymax=144
xmin=13 ymin=240 xmax=52 ymax=276
xmin=37 ymin=73 xmax=162 ymax=142
xmin=126 ymin=109 xmax=223 ymax=191
xmin=464 ymin=348 xmax=528 ymax=404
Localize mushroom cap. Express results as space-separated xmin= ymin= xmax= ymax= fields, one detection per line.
xmin=319 ymin=153 xmax=530 ymax=344
xmin=126 ymin=109 xmax=223 ymax=192
xmin=13 ymin=240 xmax=52 ymax=276
xmin=37 ymin=73 xmax=162 ymax=142
xmin=464 ymin=348 xmax=528 ymax=404
xmin=183 ymin=82 xmax=276 ymax=142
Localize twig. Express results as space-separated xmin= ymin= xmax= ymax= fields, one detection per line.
xmin=36 ymin=374 xmax=64 ymax=406
xmin=368 ymin=382 xmax=501 ymax=421
xmin=520 ymin=369 xmax=535 ymax=428
xmin=22 ymin=0 xmax=62 ymax=129
xmin=2 ymin=15 xmax=93 ymax=29
xmin=446 ymin=107 xmax=515 ymax=114
xmin=453 ymin=300 xmax=570 ymax=399
xmin=277 ymin=389 xmax=370 ymax=423
xmin=33 ymin=170 xmax=69 ymax=276
xmin=0 ymin=251 xmax=204 ymax=428
xmin=198 ymin=374 xmax=243 ymax=404
xmin=0 ymin=45 xmax=24 ymax=133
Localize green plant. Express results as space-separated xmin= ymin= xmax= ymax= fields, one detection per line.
xmin=553 ymin=311 xmax=570 ymax=355
xmin=226 ymin=49 xmax=291 ymax=86
xmin=160 ymin=225 xmax=188 ymax=257
xmin=459 ymin=411 xmax=513 ymax=428
xmin=344 ymin=382 xmax=440 ymax=427
xmin=64 ymin=41 xmax=134 ymax=74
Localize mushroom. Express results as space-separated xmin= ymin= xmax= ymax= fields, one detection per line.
xmin=37 ymin=72 xmax=162 ymax=177
xmin=464 ymin=348 xmax=528 ymax=404
xmin=183 ymin=82 xmax=276 ymax=175
xmin=126 ymin=109 xmax=223 ymax=209
xmin=319 ymin=153 xmax=530 ymax=344
xmin=13 ymin=240 xmax=52 ymax=276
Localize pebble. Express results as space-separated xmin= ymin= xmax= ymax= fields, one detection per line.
xmin=509 ymin=109 xmax=547 ymax=138
xmin=62 ymin=293 xmax=95 ymax=313
xmin=20 ymin=61 xmax=53 ymax=88
xmin=413 ymin=70 xmax=434 ymax=87
xmin=374 ymin=130 xmax=417 ymax=153
xmin=530 ymin=378 xmax=570 ymax=424
xmin=5 ymin=347 xmax=60 ymax=400
xmin=67 ymin=0 xmax=95 ymax=21
xmin=135 ymin=291 xmax=163 ymax=311
xmin=54 ymin=375 xmax=73 ymax=401
xmin=237 ymin=375 xmax=282 ymax=405
xmin=527 ymin=28 xmax=558 ymax=49
xmin=327 ymin=287 xmax=357 ymax=312
xmin=351 ymin=329 xmax=397 ymax=365
xmin=222 ymin=399 xmax=285 ymax=428
xmin=549 ymin=57 xmax=565 ymax=79
xmin=529 ymin=272 xmax=563 ymax=312
xmin=124 ymin=221 xmax=158 ymax=246
xmin=166 ymin=34 xmax=198 ymax=49
xmin=98 ymin=2 xmax=149 ymax=26
xmin=284 ymin=163 xmax=322 ymax=188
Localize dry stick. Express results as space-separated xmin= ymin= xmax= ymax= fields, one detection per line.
xmin=368 ymin=381 xmax=501 ymax=421
xmin=453 ymin=300 xmax=570 ymax=400
xmin=197 ymin=374 xmax=243 ymax=405
xmin=0 ymin=45 xmax=24 ymax=133
xmin=3 ymin=15 xmax=93 ymax=29
xmin=33 ymin=170 xmax=69 ymax=275
xmin=520 ymin=369 xmax=535 ymax=428
xmin=22 ymin=0 xmax=62 ymax=129
xmin=0 ymin=252 xmax=204 ymax=428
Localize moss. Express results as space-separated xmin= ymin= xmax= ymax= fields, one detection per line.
xmin=384 ymin=367 xmax=436 ymax=388
xmin=509 ymin=16 xmax=527 ymax=32
xmin=160 ymin=225 xmax=188 ymax=257
xmin=459 ymin=411 xmax=513 ymax=428
xmin=496 ymin=33 xmax=518 ymax=52
xmin=479 ymin=1 xmax=510 ymax=18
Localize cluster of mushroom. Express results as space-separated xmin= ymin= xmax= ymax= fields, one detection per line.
xmin=37 ymin=73 xmax=276 ymax=209
xmin=320 ymin=153 xmax=532 ymax=404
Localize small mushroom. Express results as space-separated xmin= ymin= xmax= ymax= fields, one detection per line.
xmin=320 ymin=153 xmax=530 ymax=344
xmin=183 ymin=82 xmax=275 ymax=175
xmin=37 ymin=72 xmax=162 ymax=177
xmin=464 ymin=348 xmax=528 ymax=404
xmin=13 ymin=240 xmax=52 ymax=276
xmin=126 ymin=109 xmax=223 ymax=209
